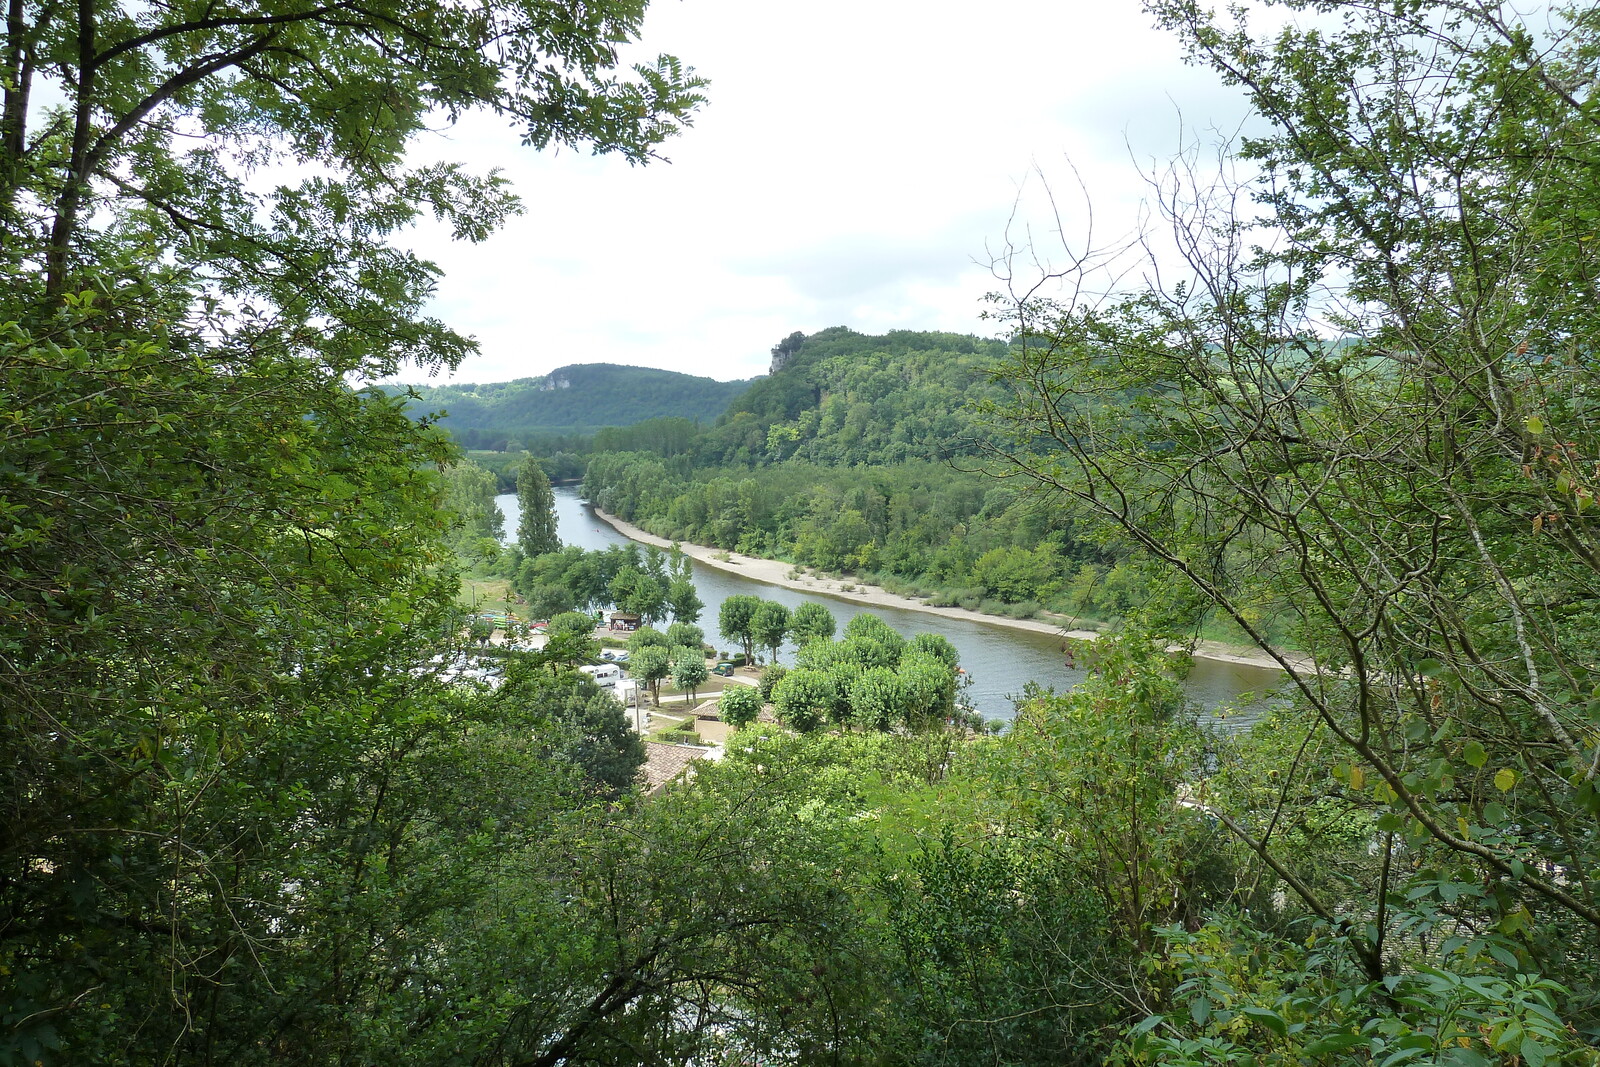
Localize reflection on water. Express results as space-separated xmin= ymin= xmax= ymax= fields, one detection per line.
xmin=497 ymin=489 xmax=1286 ymax=723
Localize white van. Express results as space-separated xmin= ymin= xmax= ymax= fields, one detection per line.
xmin=579 ymin=663 xmax=625 ymax=688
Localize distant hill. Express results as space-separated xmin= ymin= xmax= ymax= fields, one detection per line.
xmin=397 ymin=364 xmax=756 ymax=448
xmin=691 ymin=326 xmax=1014 ymax=466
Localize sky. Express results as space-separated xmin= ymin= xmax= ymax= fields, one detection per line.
xmin=399 ymin=0 xmax=1259 ymax=386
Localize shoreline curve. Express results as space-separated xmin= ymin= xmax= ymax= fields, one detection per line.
xmin=590 ymin=506 xmax=1304 ymax=675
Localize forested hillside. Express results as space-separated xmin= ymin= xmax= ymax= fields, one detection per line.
xmin=401 ymin=364 xmax=753 ymax=447
xmin=695 ymin=326 xmax=1009 ymax=465
xmin=581 ymin=328 xmax=1169 ymax=625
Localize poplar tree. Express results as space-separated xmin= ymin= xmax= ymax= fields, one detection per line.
xmin=517 ymin=458 xmax=561 ymax=557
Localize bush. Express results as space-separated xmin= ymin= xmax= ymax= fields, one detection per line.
xmin=758 ymin=665 xmax=788 ymax=701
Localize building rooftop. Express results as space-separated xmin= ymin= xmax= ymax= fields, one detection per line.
xmin=639 ymin=740 xmax=710 ymax=796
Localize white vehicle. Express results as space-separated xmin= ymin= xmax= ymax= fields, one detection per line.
xmin=579 ymin=663 xmax=625 ymax=688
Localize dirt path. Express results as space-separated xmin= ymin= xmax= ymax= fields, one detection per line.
xmin=592 ymin=508 xmax=1309 ymax=674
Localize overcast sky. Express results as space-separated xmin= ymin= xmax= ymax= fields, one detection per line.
xmin=400 ymin=0 xmax=1257 ymax=386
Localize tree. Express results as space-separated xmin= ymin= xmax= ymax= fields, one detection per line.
xmin=987 ymin=0 xmax=1600 ymax=1038
xmin=627 ymin=626 xmax=670 ymax=656
xmin=0 ymin=298 xmax=475 ymax=1061
xmin=771 ymin=669 xmax=835 ymax=733
xmin=665 ymin=621 xmax=705 ymax=651
xmin=907 ymin=632 xmax=959 ymax=670
xmin=535 ymin=611 xmax=599 ymax=674
xmin=626 ymin=573 xmax=668 ymax=626
xmin=671 ymin=645 xmax=708 ymax=707
xmin=3 ymin=0 xmax=705 ymax=302
xmin=718 ymin=684 xmax=763 ymax=731
xmin=1 ymin=0 xmax=706 ymax=1053
xmin=441 ymin=459 xmax=507 ymax=558
xmin=770 ymin=330 xmax=807 ymax=371
xmin=789 ymin=601 xmax=837 ymax=646
xmin=847 ymin=667 xmax=905 ymax=733
xmin=632 ymin=645 xmax=672 ymax=706
xmin=759 ymin=665 xmax=789 ymax=702
xmin=524 ymin=583 xmax=575 ymax=620
xmin=719 ymin=594 xmax=762 ymax=664
xmin=666 ymin=577 xmax=704 ymax=624
xmin=750 ymin=601 xmax=791 ymax=665
xmin=422 ymin=739 xmax=889 ymax=1065
xmin=498 ymin=662 xmax=644 ymax=800
xmin=843 ymin=613 xmax=906 ymax=663
xmin=517 ymin=458 xmax=561 ymax=558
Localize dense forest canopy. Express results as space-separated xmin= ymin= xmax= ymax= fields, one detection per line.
xmin=398 ymin=363 xmax=754 ymax=447
xmin=578 ymin=328 xmax=1166 ymax=626
xmin=9 ymin=0 xmax=1600 ymax=1062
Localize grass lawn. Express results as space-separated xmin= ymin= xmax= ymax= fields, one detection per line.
xmin=457 ymin=577 xmax=521 ymax=619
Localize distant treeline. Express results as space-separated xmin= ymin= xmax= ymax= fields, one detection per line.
xmin=396 ymin=363 xmax=753 ymax=448
xmin=570 ymin=328 xmax=1166 ymax=624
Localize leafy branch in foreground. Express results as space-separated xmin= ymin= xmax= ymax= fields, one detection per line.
xmin=985 ymin=0 xmax=1600 ymax=1051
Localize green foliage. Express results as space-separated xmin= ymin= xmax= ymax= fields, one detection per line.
xmin=879 ymin=828 xmax=1120 ymax=1066
xmin=703 ymin=327 xmax=1013 ymax=467
xmin=515 ymin=456 xmax=560 ymax=557
xmin=1126 ymin=916 xmax=1591 ymax=1067
xmin=717 ymin=684 xmax=763 ymax=731
xmin=574 ymin=327 xmax=1133 ymax=618
xmin=772 ymin=615 xmax=962 ymax=734
xmin=986 ymin=0 xmax=1600 ymax=1046
xmin=665 ymin=620 xmax=704 ymax=650
xmin=627 ymin=625 xmax=670 ymax=654
xmin=583 ymin=450 xmax=1125 ymax=620
xmin=631 ymin=645 xmax=672 ymax=705
xmin=515 ymin=542 xmax=684 ymax=626
xmin=718 ymin=593 xmax=762 ymax=664
xmin=0 ymin=274 xmax=480 ymax=1061
xmin=758 ymin=664 xmax=788 ymax=702
xmin=750 ymin=600 xmax=790 ymax=664
xmin=789 ymin=601 xmax=838 ymax=645
xmin=771 ymin=668 xmax=836 ymax=733
xmin=523 ymin=581 xmax=575 ymax=619
xmin=997 ymin=636 xmax=1213 ymax=952
xmin=399 ymin=369 xmax=750 ymax=445
xmin=440 ymin=458 xmax=507 ymax=558
xmin=497 ymin=661 xmax=644 ymax=800
xmin=670 ymin=645 xmax=708 ymax=704
xmin=848 ymin=667 xmax=906 ymax=732
xmin=665 ymin=575 xmax=703 ymax=624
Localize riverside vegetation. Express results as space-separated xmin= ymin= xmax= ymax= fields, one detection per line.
xmin=7 ymin=1 xmax=1600 ymax=1066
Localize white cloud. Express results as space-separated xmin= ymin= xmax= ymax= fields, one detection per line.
xmin=398 ymin=0 xmax=1256 ymax=385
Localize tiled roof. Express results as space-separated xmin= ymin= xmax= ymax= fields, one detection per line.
xmin=639 ymin=741 xmax=709 ymax=795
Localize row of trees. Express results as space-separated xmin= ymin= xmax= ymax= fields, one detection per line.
xmin=764 ymin=616 xmax=962 ymax=733
xmin=513 ymin=543 xmax=703 ymax=624
xmin=715 ymin=594 xmax=837 ymax=663
xmin=583 ymin=452 xmax=1163 ymax=620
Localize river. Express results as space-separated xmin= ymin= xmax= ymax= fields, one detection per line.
xmin=499 ymin=489 xmax=1284 ymax=723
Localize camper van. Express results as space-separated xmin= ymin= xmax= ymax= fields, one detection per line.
xmin=579 ymin=663 xmax=625 ymax=688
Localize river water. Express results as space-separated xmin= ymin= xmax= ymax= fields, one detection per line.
xmin=499 ymin=489 xmax=1284 ymax=723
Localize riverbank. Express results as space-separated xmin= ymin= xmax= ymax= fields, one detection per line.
xmin=591 ymin=507 xmax=1308 ymax=674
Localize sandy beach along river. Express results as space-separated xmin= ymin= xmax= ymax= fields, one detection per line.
xmin=587 ymin=506 xmax=1309 ymax=677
